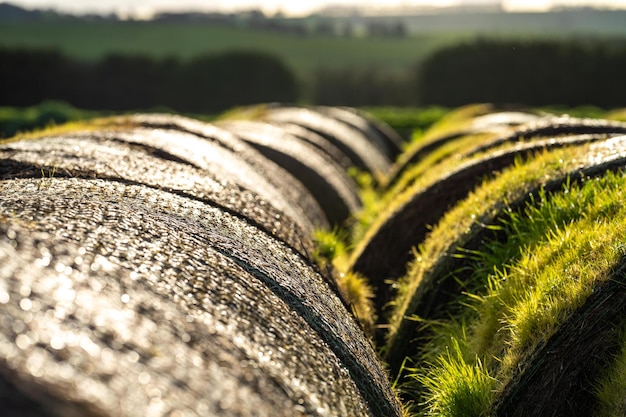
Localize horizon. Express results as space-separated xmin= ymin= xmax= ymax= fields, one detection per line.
xmin=5 ymin=0 xmax=626 ymax=18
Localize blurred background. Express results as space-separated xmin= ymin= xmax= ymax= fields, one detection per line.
xmin=1 ymin=0 xmax=626 ymax=136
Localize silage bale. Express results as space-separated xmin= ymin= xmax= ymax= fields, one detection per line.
xmin=384 ymin=110 xmax=539 ymax=187
xmin=217 ymin=120 xmax=362 ymax=225
xmin=465 ymin=115 xmax=626 ymax=157
xmin=258 ymin=106 xmax=392 ymax=181
xmin=269 ymin=121 xmax=354 ymax=170
xmin=0 ymin=177 xmax=403 ymax=417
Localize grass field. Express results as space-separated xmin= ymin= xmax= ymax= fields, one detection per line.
xmin=0 ymin=21 xmax=468 ymax=78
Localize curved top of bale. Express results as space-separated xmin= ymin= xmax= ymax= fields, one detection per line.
xmin=0 ymin=178 xmax=403 ymax=417
xmin=217 ymin=120 xmax=362 ymax=225
xmin=0 ymin=133 xmax=316 ymax=263
xmin=466 ymin=115 xmax=626 ymax=157
xmin=100 ymin=113 xmax=329 ymax=231
xmin=495 ymin=268 xmax=626 ymax=417
xmin=313 ymin=106 xmax=404 ymax=160
xmin=384 ymin=135 xmax=626 ymax=372
xmin=407 ymin=169 xmax=626 ymax=416
xmin=268 ymin=121 xmax=354 ymax=170
xmin=258 ymin=107 xmax=392 ymax=181
xmin=383 ymin=110 xmax=534 ymax=187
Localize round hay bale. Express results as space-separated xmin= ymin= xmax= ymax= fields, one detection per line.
xmin=383 ymin=136 xmax=626 ymax=375
xmin=102 ymin=114 xmax=329 ymax=231
xmin=0 ymin=133 xmax=315 ymax=262
xmin=217 ymin=120 xmax=362 ymax=225
xmin=259 ymin=107 xmax=392 ymax=180
xmin=0 ymin=178 xmax=402 ymax=417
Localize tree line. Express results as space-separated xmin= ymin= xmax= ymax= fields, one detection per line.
xmin=416 ymin=38 xmax=626 ymax=108
xmin=0 ymin=48 xmax=299 ymax=114
xmin=2 ymin=38 xmax=626 ymax=112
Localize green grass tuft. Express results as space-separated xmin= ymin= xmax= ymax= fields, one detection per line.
xmin=403 ymin=169 xmax=626 ymax=416
xmin=417 ymin=338 xmax=495 ymax=417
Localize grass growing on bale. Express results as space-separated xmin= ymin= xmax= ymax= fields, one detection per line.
xmin=408 ymin=170 xmax=626 ymax=416
xmin=313 ymin=228 xmax=377 ymax=334
xmin=387 ymin=144 xmax=592 ymax=347
xmin=0 ymin=119 xmax=103 ymax=144
xmin=385 ymin=131 xmax=498 ymax=198
xmin=350 ymin=105 xmax=513 ymax=248
xmin=391 ymin=104 xmax=494 ymax=167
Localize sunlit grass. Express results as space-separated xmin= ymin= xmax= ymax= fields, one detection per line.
xmin=387 ymin=145 xmax=589 ymax=347
xmin=417 ymin=338 xmax=495 ymax=417
xmin=403 ymin=169 xmax=626 ymax=416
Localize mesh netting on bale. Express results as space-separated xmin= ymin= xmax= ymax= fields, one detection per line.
xmin=268 ymin=121 xmax=354 ymax=171
xmin=313 ymin=106 xmax=404 ymax=160
xmin=0 ymin=178 xmax=402 ymax=417
xmin=101 ymin=114 xmax=329 ymax=231
xmin=217 ymin=120 xmax=362 ymax=225
xmin=0 ymin=134 xmax=315 ymax=263
xmin=258 ymin=107 xmax=392 ymax=181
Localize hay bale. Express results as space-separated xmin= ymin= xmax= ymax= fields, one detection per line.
xmin=494 ymin=272 xmax=626 ymax=416
xmin=0 ymin=134 xmax=316 ymax=262
xmin=259 ymin=107 xmax=392 ymax=180
xmin=384 ymin=110 xmax=538 ymax=186
xmin=0 ymin=178 xmax=402 ymax=417
xmin=466 ymin=115 xmax=626 ymax=157
xmin=217 ymin=120 xmax=362 ymax=225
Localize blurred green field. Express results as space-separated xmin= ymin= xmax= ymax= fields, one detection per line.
xmin=0 ymin=21 xmax=468 ymax=78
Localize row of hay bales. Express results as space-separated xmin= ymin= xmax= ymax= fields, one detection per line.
xmin=5 ymin=101 xmax=626 ymax=417
xmin=0 ymin=106 xmax=405 ymax=416
xmin=346 ymin=104 xmax=626 ymax=416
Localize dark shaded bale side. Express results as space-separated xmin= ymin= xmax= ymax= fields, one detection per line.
xmin=0 ymin=178 xmax=403 ymax=417
xmin=103 ymin=114 xmax=329 ymax=232
xmin=259 ymin=107 xmax=392 ymax=180
xmin=494 ymin=272 xmax=626 ymax=417
xmin=0 ymin=133 xmax=316 ymax=264
xmin=217 ymin=120 xmax=362 ymax=225
xmin=384 ymin=136 xmax=626 ymax=375
xmin=314 ymin=106 xmax=405 ymax=160
xmin=351 ymin=134 xmax=614 ymax=316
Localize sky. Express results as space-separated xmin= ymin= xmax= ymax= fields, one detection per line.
xmin=7 ymin=0 xmax=626 ymax=17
